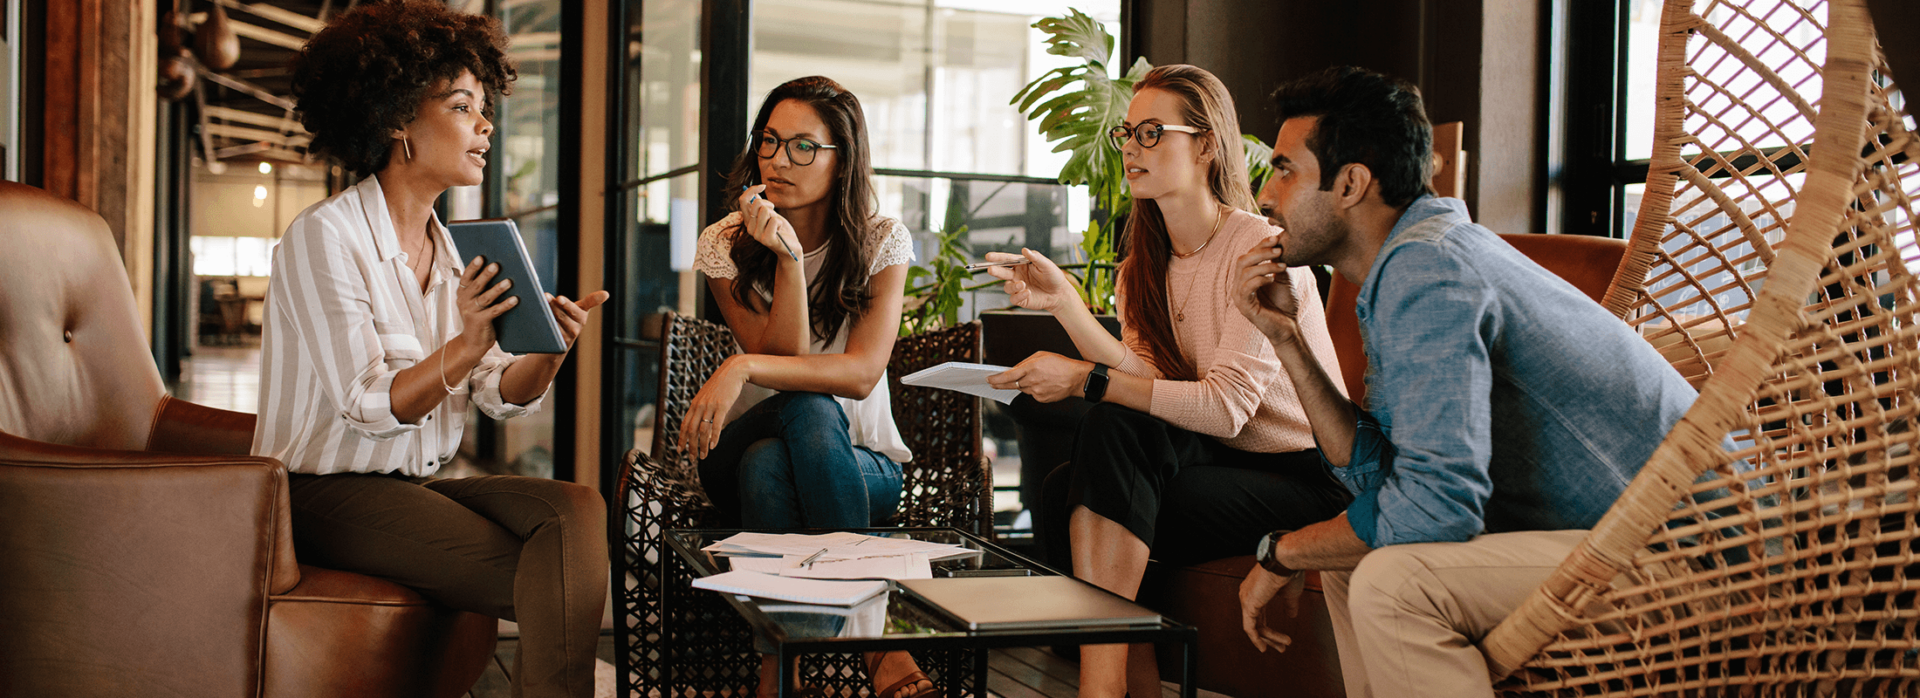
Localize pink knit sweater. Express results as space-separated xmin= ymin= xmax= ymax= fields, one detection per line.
xmin=1112 ymin=209 xmax=1345 ymax=453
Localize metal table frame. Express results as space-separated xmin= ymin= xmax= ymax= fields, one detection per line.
xmin=662 ymin=527 xmax=1199 ymax=698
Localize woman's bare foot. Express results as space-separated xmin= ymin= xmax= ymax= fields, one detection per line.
xmin=865 ymin=651 xmax=935 ymax=698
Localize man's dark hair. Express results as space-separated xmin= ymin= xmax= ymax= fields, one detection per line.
xmin=291 ymin=0 xmax=515 ymax=176
xmin=1270 ymin=66 xmax=1432 ymax=208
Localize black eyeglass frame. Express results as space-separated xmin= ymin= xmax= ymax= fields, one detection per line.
xmin=1108 ymin=123 xmax=1208 ymax=151
xmin=752 ymin=131 xmax=839 ymax=166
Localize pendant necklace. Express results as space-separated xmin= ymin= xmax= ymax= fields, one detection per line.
xmin=1173 ymin=205 xmax=1228 ymax=322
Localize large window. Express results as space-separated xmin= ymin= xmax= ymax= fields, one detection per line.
xmin=1582 ymin=0 xmax=1828 ymax=238
xmin=482 ymin=0 xmax=567 ymax=479
xmin=604 ymin=0 xmax=702 ymax=474
xmin=750 ymin=0 xmax=1116 ymax=319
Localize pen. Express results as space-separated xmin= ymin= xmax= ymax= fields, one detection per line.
xmin=965 ymin=259 xmax=1032 ymax=272
xmin=799 ymin=548 xmax=829 ymax=568
xmin=745 ymin=185 xmax=802 ymax=263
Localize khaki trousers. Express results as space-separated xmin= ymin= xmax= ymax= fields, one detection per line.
xmin=288 ymin=473 xmax=609 ymax=698
xmin=1322 ymin=529 xmax=1587 ymax=698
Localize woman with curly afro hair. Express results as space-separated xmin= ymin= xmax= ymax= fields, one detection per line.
xmin=254 ymin=2 xmax=609 ymax=695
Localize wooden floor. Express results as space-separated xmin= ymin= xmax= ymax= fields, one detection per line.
xmin=467 ymin=634 xmax=1200 ymax=698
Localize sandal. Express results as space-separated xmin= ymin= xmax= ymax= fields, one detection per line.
xmin=865 ymin=652 xmax=938 ymax=698
xmin=873 ymin=670 xmax=936 ymax=698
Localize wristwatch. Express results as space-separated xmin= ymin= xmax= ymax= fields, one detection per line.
xmin=1255 ymin=530 xmax=1297 ymax=577
xmin=1082 ymin=362 xmax=1111 ymax=402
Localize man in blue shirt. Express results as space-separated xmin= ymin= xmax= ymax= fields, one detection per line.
xmin=1229 ymin=66 xmax=1697 ymax=698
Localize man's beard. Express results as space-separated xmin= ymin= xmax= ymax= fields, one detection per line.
xmin=1283 ymin=213 xmax=1346 ymax=267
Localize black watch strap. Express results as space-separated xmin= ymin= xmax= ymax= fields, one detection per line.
xmin=1256 ymin=530 xmax=1297 ymax=577
xmin=1083 ymin=363 xmax=1111 ymax=402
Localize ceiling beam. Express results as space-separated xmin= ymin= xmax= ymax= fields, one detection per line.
xmin=207 ymin=0 xmax=326 ymax=34
xmin=204 ymin=105 xmax=303 ymax=134
xmin=185 ymin=12 xmax=307 ymax=51
xmin=205 ymin=122 xmax=311 ymax=147
xmin=196 ymin=68 xmax=296 ymax=111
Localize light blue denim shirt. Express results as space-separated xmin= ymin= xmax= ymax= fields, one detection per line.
xmin=1335 ymin=196 xmax=1697 ymax=548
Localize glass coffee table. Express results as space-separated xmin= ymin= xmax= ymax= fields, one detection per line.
xmin=662 ymin=527 xmax=1198 ymax=698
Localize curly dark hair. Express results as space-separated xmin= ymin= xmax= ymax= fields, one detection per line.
xmin=1271 ymin=66 xmax=1432 ymax=208
xmin=290 ymin=0 xmax=514 ymax=177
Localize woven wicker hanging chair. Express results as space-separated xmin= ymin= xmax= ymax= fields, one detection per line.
xmin=1482 ymin=0 xmax=1920 ymax=694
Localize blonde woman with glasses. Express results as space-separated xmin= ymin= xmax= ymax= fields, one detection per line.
xmin=982 ymin=64 xmax=1349 ymax=698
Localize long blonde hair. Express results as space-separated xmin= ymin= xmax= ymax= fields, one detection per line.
xmin=1117 ymin=64 xmax=1254 ymax=381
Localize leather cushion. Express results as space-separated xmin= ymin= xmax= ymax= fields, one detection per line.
xmin=1142 ymin=556 xmax=1343 ymax=698
xmin=266 ymin=567 xmax=498 ymax=698
xmin=0 ymin=455 xmax=282 ymax=698
xmin=0 ymin=181 xmax=169 ymax=451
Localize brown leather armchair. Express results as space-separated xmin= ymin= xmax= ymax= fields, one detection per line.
xmin=0 ymin=181 xmax=497 ymax=698
xmin=1139 ymin=232 xmax=1629 ymax=698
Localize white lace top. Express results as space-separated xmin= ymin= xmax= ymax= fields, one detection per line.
xmin=695 ymin=212 xmax=916 ymax=463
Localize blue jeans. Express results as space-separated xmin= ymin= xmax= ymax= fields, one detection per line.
xmin=696 ymin=392 xmax=903 ymax=529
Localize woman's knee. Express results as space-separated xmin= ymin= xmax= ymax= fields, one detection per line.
xmin=553 ymin=480 xmax=606 ymax=524
xmin=737 ymin=438 xmax=791 ymax=480
xmin=776 ymin=392 xmax=841 ymax=417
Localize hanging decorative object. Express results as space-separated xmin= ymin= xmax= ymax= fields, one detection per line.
xmin=157 ymin=4 xmax=195 ymax=101
xmin=195 ymin=1 xmax=241 ymax=71
xmin=158 ymin=49 xmax=197 ymax=101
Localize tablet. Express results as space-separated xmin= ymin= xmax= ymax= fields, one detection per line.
xmin=445 ymin=219 xmax=568 ymax=355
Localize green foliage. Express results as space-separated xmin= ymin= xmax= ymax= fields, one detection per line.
xmin=1011 ymin=10 xmax=1277 ymax=314
xmin=1243 ymin=132 xmax=1275 ymax=195
xmin=901 ymin=224 xmax=970 ymax=336
xmin=1010 ymin=9 xmax=1146 ymax=313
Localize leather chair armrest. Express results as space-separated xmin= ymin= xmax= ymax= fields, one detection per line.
xmin=0 ymin=431 xmax=302 ymax=593
xmin=149 ymin=394 xmax=257 ymax=456
xmin=0 ymin=431 xmax=303 ymax=695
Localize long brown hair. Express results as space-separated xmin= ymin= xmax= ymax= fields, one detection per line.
xmin=1116 ymin=65 xmax=1257 ymax=381
xmin=723 ymin=76 xmax=878 ymax=342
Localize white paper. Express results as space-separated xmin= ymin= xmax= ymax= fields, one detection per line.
xmin=758 ymin=593 xmax=890 ymax=638
xmin=704 ymin=531 xmax=981 ymax=564
xmin=690 ymin=569 xmax=888 ymax=606
xmin=899 ymin=361 xmax=1020 ymax=405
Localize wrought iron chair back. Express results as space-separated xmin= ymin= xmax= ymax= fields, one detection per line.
xmin=612 ymin=313 xmax=989 ymax=698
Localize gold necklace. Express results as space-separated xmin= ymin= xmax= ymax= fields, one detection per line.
xmin=1172 ymin=205 xmax=1228 ymax=322
xmin=1170 ymin=204 xmax=1228 ymax=259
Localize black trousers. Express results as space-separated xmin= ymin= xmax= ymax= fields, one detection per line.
xmin=1038 ymin=402 xmax=1352 ymax=570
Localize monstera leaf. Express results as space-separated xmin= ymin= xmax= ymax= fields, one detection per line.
xmin=1012 ymin=9 xmax=1150 ymax=213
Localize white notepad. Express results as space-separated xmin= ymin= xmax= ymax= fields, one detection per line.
xmin=900 ymin=362 xmax=1020 ymax=404
xmin=690 ymin=570 xmax=889 ymax=606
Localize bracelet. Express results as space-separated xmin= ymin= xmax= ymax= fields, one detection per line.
xmin=439 ymin=343 xmax=462 ymax=395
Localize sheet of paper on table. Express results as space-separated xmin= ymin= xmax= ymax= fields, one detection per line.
xmin=690 ymin=569 xmax=889 ymax=606
xmin=730 ymin=551 xmax=934 ymax=580
xmin=703 ymin=531 xmax=979 ymax=562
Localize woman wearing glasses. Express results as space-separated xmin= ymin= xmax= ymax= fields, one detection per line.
xmin=682 ymin=75 xmax=930 ymax=698
xmin=981 ymin=65 xmax=1350 ymax=698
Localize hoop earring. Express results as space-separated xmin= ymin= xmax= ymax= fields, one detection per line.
xmin=402 ymin=137 xmax=413 ymax=161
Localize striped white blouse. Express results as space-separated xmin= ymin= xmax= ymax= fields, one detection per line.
xmin=252 ymin=175 xmax=542 ymax=476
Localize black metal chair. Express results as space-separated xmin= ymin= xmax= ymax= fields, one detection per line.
xmin=611 ymin=313 xmax=992 ymax=698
